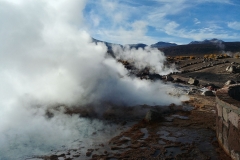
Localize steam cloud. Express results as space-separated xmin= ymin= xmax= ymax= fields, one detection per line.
xmin=113 ymin=45 xmax=178 ymax=75
xmin=0 ymin=0 xmax=187 ymax=159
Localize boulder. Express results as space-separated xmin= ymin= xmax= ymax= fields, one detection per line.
xmin=226 ymin=66 xmax=230 ymax=71
xmin=145 ymin=110 xmax=162 ymax=122
xmin=226 ymin=66 xmax=236 ymax=73
xmin=225 ymin=80 xmax=236 ymax=86
xmin=201 ymin=90 xmax=214 ymax=96
xmin=188 ymin=78 xmax=199 ymax=85
xmin=173 ymin=78 xmax=181 ymax=82
xmin=204 ymin=83 xmax=218 ymax=90
xmin=166 ymin=75 xmax=174 ymax=81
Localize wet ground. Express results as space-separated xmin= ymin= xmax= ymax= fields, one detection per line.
xmin=29 ymin=84 xmax=231 ymax=160
xmin=89 ymin=109 xmax=230 ymax=160
xmin=36 ymin=102 xmax=230 ymax=160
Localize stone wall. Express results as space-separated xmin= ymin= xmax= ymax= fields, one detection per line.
xmin=216 ymin=85 xmax=240 ymax=160
xmin=228 ymin=85 xmax=240 ymax=101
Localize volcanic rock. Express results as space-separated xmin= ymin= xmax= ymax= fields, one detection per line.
xmin=226 ymin=66 xmax=236 ymax=73
xmin=166 ymin=75 xmax=174 ymax=81
xmin=144 ymin=110 xmax=162 ymax=122
xmin=86 ymin=149 xmax=94 ymax=157
xmin=188 ymin=78 xmax=199 ymax=85
xmin=204 ymin=83 xmax=218 ymax=90
xmin=49 ymin=155 xmax=58 ymax=160
xmin=86 ymin=151 xmax=91 ymax=157
xmin=225 ymin=80 xmax=236 ymax=86
xmin=202 ymin=90 xmax=214 ymax=96
xmin=58 ymin=154 xmax=65 ymax=157
xmin=173 ymin=78 xmax=181 ymax=82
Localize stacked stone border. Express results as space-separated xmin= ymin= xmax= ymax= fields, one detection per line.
xmin=216 ymin=85 xmax=240 ymax=160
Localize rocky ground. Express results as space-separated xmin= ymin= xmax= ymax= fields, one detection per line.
xmin=41 ymin=95 xmax=231 ymax=160
xmin=40 ymin=92 xmax=232 ymax=159
xmin=172 ymin=57 xmax=240 ymax=87
xmin=86 ymin=95 xmax=231 ymax=160
xmin=39 ymin=57 xmax=240 ymax=160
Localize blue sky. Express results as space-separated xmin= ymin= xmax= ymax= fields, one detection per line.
xmin=83 ymin=0 xmax=240 ymax=45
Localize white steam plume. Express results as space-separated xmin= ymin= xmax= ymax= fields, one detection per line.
xmin=0 ymin=0 xmax=187 ymax=159
xmin=113 ymin=45 xmax=178 ymax=75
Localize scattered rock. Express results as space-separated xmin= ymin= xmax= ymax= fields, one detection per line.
xmin=188 ymin=78 xmax=199 ymax=85
xmin=49 ymin=155 xmax=58 ymax=160
xmin=73 ymin=154 xmax=80 ymax=157
xmin=225 ymin=80 xmax=236 ymax=86
xmin=204 ymin=83 xmax=219 ymax=90
xmin=86 ymin=151 xmax=92 ymax=157
xmin=226 ymin=66 xmax=236 ymax=73
xmin=173 ymin=78 xmax=181 ymax=82
xmin=187 ymin=91 xmax=193 ymax=95
xmin=58 ymin=154 xmax=65 ymax=157
xmin=166 ymin=75 xmax=174 ymax=81
xmin=201 ymin=90 xmax=214 ymax=96
xmin=144 ymin=110 xmax=162 ymax=122
xmin=111 ymin=146 xmax=123 ymax=150
xmin=86 ymin=149 xmax=94 ymax=157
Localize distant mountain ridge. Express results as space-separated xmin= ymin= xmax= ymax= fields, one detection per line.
xmin=91 ymin=38 xmax=177 ymax=49
xmin=151 ymin=42 xmax=177 ymax=48
xmin=189 ymin=38 xmax=224 ymax=45
xmin=127 ymin=43 xmax=148 ymax=49
xmin=92 ymin=38 xmax=240 ymax=55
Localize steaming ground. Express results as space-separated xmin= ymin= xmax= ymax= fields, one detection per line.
xmin=0 ymin=111 xmax=121 ymax=159
xmin=0 ymin=0 xmax=188 ymax=159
